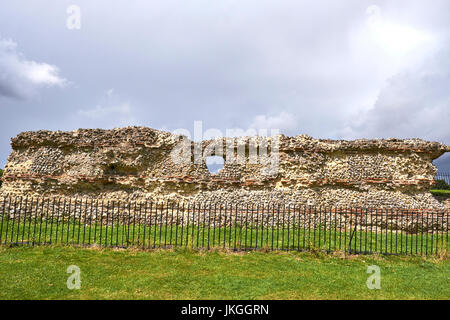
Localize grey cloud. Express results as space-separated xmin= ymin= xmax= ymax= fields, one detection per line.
xmin=0 ymin=38 xmax=66 ymax=100
xmin=340 ymin=49 xmax=450 ymax=145
xmin=0 ymin=0 xmax=450 ymax=170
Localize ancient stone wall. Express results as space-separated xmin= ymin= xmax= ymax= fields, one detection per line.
xmin=1 ymin=126 xmax=449 ymax=209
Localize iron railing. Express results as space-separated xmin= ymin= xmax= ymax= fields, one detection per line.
xmin=435 ymin=172 xmax=450 ymax=185
xmin=0 ymin=196 xmax=448 ymax=256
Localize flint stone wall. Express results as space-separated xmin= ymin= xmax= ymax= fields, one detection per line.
xmin=1 ymin=126 xmax=449 ymax=209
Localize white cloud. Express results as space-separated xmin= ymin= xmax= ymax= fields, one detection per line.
xmin=77 ymin=89 xmax=139 ymax=128
xmin=0 ymin=38 xmax=66 ymax=99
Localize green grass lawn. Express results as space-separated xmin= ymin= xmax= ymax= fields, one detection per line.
xmin=0 ymin=245 xmax=448 ymax=300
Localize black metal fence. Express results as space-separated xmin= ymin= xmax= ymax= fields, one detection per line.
xmin=436 ymin=172 xmax=450 ymax=185
xmin=0 ymin=196 xmax=448 ymax=256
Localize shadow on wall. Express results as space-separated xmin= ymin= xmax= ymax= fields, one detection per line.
xmin=433 ymin=152 xmax=450 ymax=172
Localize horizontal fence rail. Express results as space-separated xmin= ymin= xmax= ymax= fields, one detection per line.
xmin=0 ymin=196 xmax=448 ymax=256
xmin=435 ymin=172 xmax=450 ymax=185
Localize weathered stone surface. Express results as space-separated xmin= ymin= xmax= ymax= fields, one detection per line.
xmin=1 ymin=126 xmax=449 ymax=209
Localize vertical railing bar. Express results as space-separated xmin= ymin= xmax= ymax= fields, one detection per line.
xmin=142 ymin=201 xmax=147 ymax=249
xmin=343 ymin=207 xmax=348 ymax=253
xmin=425 ymin=212 xmax=429 ymax=256
xmin=401 ymin=208 xmax=404 ymax=255
xmin=71 ymin=198 xmax=77 ymax=246
xmin=57 ymin=197 xmax=64 ymax=245
xmin=420 ymin=210 xmax=424 ymax=256
xmin=296 ymin=204 xmax=301 ymax=251
xmin=0 ymin=196 xmax=7 ymax=244
xmin=99 ymin=200 xmax=105 ymax=247
xmin=116 ymin=200 xmax=122 ymax=247
xmin=24 ymin=197 xmax=32 ymax=245
xmin=37 ymin=198 xmax=46 ymax=245
xmin=48 ymin=197 xmax=55 ymax=244
xmin=228 ymin=203 xmax=233 ymax=250
xmin=105 ymin=200 xmax=111 ymax=247
xmin=77 ymin=198 xmax=84 ymax=246
xmin=191 ymin=202 xmax=196 ymax=249
xmin=264 ymin=203 xmax=269 ymax=249
xmin=196 ymin=202 xmax=202 ymax=249
xmin=53 ymin=197 xmax=61 ymax=245
xmin=17 ymin=196 xmax=24 ymax=244
xmin=157 ymin=201 xmax=162 ymax=248
xmin=80 ymin=198 xmax=87 ymax=246
xmin=271 ymin=203 xmax=275 ymax=251
xmin=276 ymin=203 xmax=281 ymax=250
xmin=289 ymin=204 xmax=294 ymax=251
xmin=369 ymin=208 xmax=373 ymax=254
xmin=110 ymin=200 xmax=115 ymax=247
xmin=132 ymin=201 xmax=137 ymax=246
xmin=201 ymin=202 xmax=207 ymax=249
xmin=182 ymin=202 xmax=187 ymax=248
xmin=175 ymin=202 xmax=179 ymax=248
xmin=207 ymin=203 xmax=212 ymax=250
xmin=413 ymin=210 xmax=417 ymax=255
xmin=430 ymin=210 xmax=434 ymax=255
xmin=338 ymin=207 xmax=342 ymax=251
xmin=64 ymin=198 xmax=70 ymax=245
xmin=125 ymin=201 xmax=131 ymax=247
xmin=217 ymin=203 xmax=222 ymax=249
xmin=318 ymin=206 xmax=322 ymax=251
xmin=313 ymin=206 xmax=318 ymax=250
xmin=33 ymin=197 xmax=41 ymax=247
xmin=435 ymin=211 xmax=439 ymax=254
xmin=149 ymin=201 xmax=154 ymax=249
xmin=332 ymin=207 xmax=336 ymax=252
xmin=148 ymin=201 xmax=153 ymax=249
xmin=168 ymin=202 xmax=174 ymax=247
xmin=233 ymin=203 xmax=238 ymax=251
xmin=243 ymin=203 xmax=248 ymax=250
xmin=88 ymin=198 xmax=94 ymax=246
xmin=15 ymin=196 xmax=23 ymax=244
xmin=281 ymin=203 xmax=285 ymax=250
xmin=258 ymin=203 xmax=262 ymax=249
xmin=9 ymin=196 xmax=18 ymax=244
xmin=302 ymin=206 xmax=306 ymax=250
xmin=222 ymin=203 xmax=227 ymax=250
xmin=212 ymin=203 xmax=217 ymax=249
xmin=359 ymin=208 xmax=362 ymax=253
xmin=364 ymin=207 xmax=368 ymax=253
xmin=415 ymin=210 xmax=418 ymax=255
xmin=93 ymin=199 xmax=99 ymax=245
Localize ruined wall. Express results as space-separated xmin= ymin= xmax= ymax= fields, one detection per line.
xmin=1 ymin=126 xmax=449 ymax=209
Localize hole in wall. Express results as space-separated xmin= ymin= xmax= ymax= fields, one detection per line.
xmin=206 ymin=156 xmax=225 ymax=174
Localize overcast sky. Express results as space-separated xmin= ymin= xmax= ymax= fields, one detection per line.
xmin=1 ymin=0 xmax=449 ymax=170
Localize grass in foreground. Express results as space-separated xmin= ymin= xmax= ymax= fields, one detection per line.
xmin=0 ymin=245 xmax=448 ymax=300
